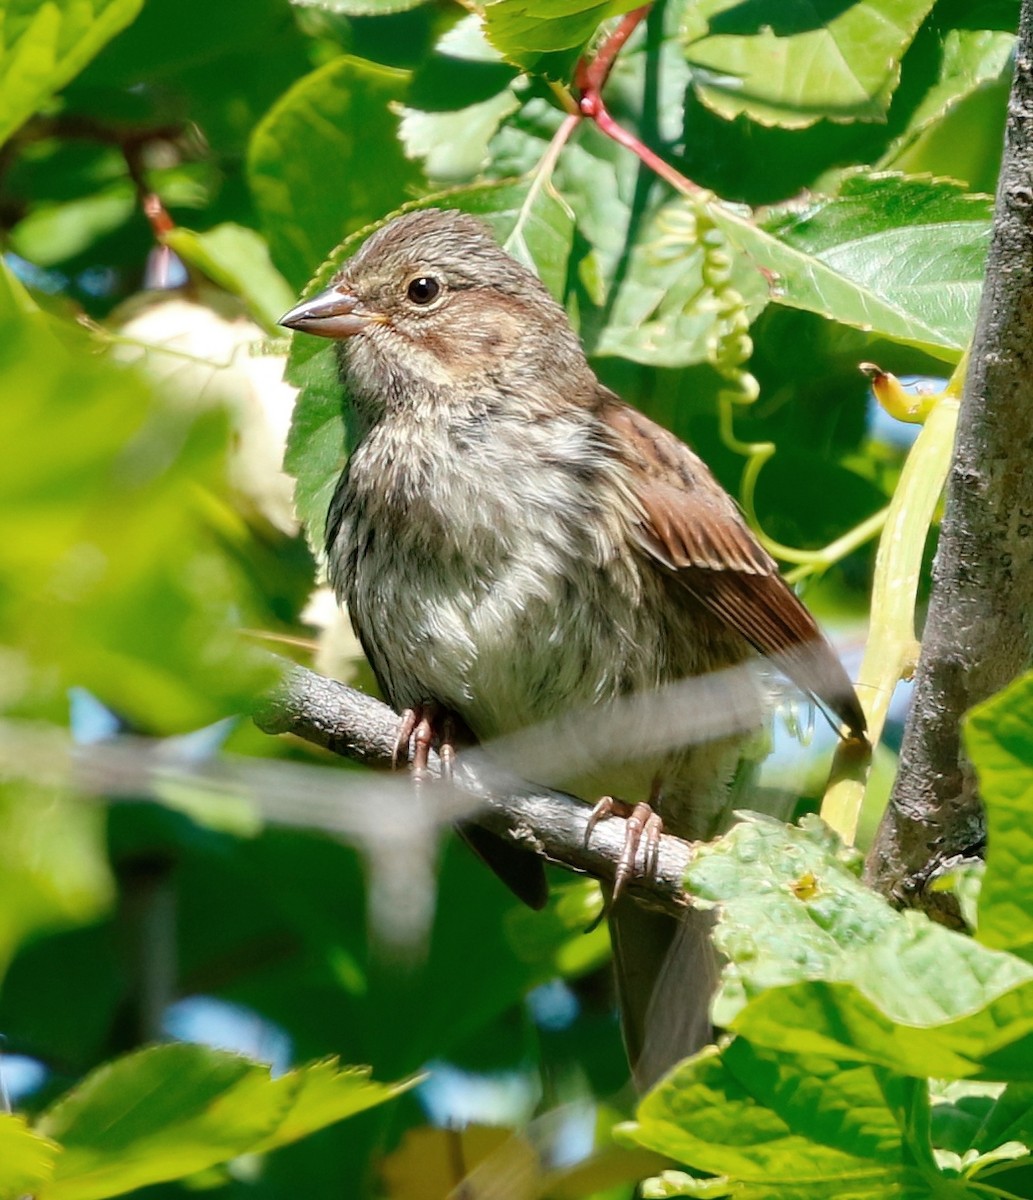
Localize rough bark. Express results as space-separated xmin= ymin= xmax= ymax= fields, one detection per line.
xmin=866 ymin=3 xmax=1033 ymax=914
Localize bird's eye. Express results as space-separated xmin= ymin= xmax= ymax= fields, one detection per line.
xmin=406 ymin=276 xmax=440 ymax=305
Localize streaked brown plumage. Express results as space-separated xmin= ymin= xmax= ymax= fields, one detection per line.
xmin=281 ymin=207 xmax=865 ymax=1089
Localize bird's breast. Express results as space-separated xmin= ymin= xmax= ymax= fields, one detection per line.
xmin=329 ymin=410 xmax=671 ymax=732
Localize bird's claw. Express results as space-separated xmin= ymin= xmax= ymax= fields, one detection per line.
xmin=393 ymin=703 xmax=460 ymax=782
xmin=585 ymin=797 xmax=664 ymax=906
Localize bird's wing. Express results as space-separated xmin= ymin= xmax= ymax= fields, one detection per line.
xmin=601 ymin=399 xmax=866 ymax=737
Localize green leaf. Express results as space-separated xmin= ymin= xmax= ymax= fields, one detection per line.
xmin=9 ymin=184 xmax=135 ymax=268
xmin=623 ymin=1043 xmax=927 ymax=1196
xmin=248 ymin=55 xmax=422 ymax=289
xmin=0 ymin=314 xmax=273 ymax=730
xmin=966 ymin=671 xmax=1033 ymax=960
xmin=283 ymin=179 xmax=575 ymax=548
xmin=0 ymin=785 xmax=113 ymax=979
xmin=684 ymin=0 xmax=936 ymax=129
xmin=37 ymin=1045 xmax=411 ymax=1200
xmin=505 ymin=879 xmax=609 ymax=977
xmin=0 ymin=1113 xmax=59 ymax=1199
xmin=400 ymin=90 xmax=519 ymax=184
xmin=688 ymin=815 xmax=1033 ymax=1080
xmin=163 ymin=224 xmax=296 ymax=335
xmin=292 ymin=0 xmax=430 ymax=13
xmin=0 ymin=0 xmax=144 ymax=148
xmin=251 ymin=1058 xmax=420 ymax=1153
xmin=710 ymin=172 xmax=991 ymax=360
xmin=884 ymin=28 xmax=1015 ymax=168
xmin=481 ymin=0 xmax=643 ymax=78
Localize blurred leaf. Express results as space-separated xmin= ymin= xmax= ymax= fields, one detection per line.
xmin=292 ymin=0 xmax=430 ymax=14
xmin=0 ymin=0 xmax=144 ymax=148
xmin=407 ymin=13 xmax=518 ymax=110
xmin=683 ymin=0 xmax=936 ymax=128
xmin=0 ymin=1114 xmax=59 ymax=1199
xmin=966 ymin=671 xmax=1033 ymax=960
xmin=37 ymin=1044 xmax=411 ymax=1199
xmin=10 ymin=184 xmax=135 ymax=268
xmin=284 ymin=179 xmax=575 ymax=548
xmin=0 ymin=314 xmax=273 ymax=730
xmin=74 ymin=0 xmax=302 ymax=87
xmin=163 ymin=224 xmax=295 ymax=335
xmin=506 ymin=879 xmax=609 ymax=977
xmin=249 ymin=1058 xmax=420 ymax=1153
xmin=481 ymin=0 xmax=643 ymax=78
xmin=0 ymin=785 xmax=114 ymax=980
xmin=248 ymin=55 xmax=422 ymax=289
xmin=714 ymin=172 xmax=991 ymax=360
xmin=380 ymin=1124 xmax=523 ymax=1199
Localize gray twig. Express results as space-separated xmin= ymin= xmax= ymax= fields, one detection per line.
xmin=254 ymin=664 xmax=697 ymax=916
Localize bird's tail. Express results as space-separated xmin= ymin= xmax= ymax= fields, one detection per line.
xmin=609 ymin=897 xmax=718 ymax=1093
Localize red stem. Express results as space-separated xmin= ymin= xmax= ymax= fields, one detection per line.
xmin=574 ymin=4 xmax=703 ymax=197
xmin=575 ymin=5 xmax=651 ymax=95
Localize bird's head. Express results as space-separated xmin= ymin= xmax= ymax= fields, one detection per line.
xmin=279 ymin=208 xmax=591 ymax=418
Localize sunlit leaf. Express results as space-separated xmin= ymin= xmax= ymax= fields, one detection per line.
xmin=966 ymin=672 xmax=1033 ymax=960
xmin=0 ymin=1113 xmax=59 ymax=1200
xmin=712 ymin=172 xmax=991 ymax=360
xmin=248 ymin=55 xmax=422 ymax=289
xmin=684 ymin=0 xmax=936 ymax=128
xmin=0 ymin=0 xmax=144 ymax=148
xmin=163 ymin=224 xmax=295 ymax=335
xmin=624 ymin=1042 xmax=927 ymax=1196
xmin=0 ymin=312 xmax=273 ymax=730
xmin=481 ymin=0 xmax=643 ymax=77
xmin=37 ymin=1045 xmax=411 ymax=1200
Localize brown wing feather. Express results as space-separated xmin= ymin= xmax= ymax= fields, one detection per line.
xmin=603 ymin=400 xmax=866 ymax=738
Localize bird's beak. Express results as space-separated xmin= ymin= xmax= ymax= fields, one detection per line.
xmin=278 ymin=285 xmax=374 ymax=339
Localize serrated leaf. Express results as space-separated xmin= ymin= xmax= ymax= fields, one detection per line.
xmin=481 ymin=0 xmax=643 ymax=78
xmin=684 ymin=0 xmax=936 ymax=129
xmin=251 ymin=1058 xmax=419 ymax=1153
xmin=0 ymin=0 xmax=144 ymax=148
xmin=37 ymin=1045 xmax=409 ymax=1200
xmin=400 ymin=90 xmax=519 ymax=184
xmin=0 ymin=1113 xmax=59 ymax=1199
xmin=710 ymin=172 xmax=991 ymax=360
xmin=248 ymin=56 xmax=422 ymax=288
xmin=885 ymin=28 xmax=1016 ymax=162
xmin=966 ymin=672 xmax=1033 ymax=959
xmin=164 ymin=224 xmax=295 ymax=335
xmin=624 ymin=1043 xmax=926 ymax=1196
xmin=283 ymin=179 xmax=574 ymax=549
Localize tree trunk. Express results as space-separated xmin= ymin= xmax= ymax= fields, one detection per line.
xmin=866 ymin=0 xmax=1033 ymax=914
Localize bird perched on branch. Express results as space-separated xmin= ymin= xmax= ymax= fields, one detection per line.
xmin=280 ymin=208 xmax=865 ymax=1090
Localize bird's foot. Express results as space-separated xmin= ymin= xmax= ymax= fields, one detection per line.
xmin=393 ymin=703 xmax=464 ymax=781
xmin=584 ymin=797 xmax=664 ymax=903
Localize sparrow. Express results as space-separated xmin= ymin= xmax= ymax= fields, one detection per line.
xmin=280 ymin=207 xmax=865 ymax=1089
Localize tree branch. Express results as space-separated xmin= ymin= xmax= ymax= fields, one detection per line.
xmin=865 ymin=0 xmax=1033 ymax=915
xmin=254 ymin=664 xmax=697 ymax=918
